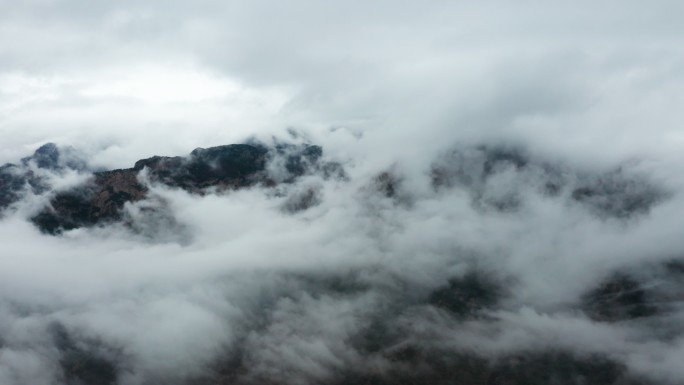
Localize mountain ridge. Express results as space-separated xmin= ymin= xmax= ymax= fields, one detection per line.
xmin=0 ymin=141 xmax=338 ymax=234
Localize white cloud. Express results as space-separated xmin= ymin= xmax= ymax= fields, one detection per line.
xmin=2 ymin=0 xmax=684 ymax=383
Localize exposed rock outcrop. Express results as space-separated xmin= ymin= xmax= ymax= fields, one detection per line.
xmin=25 ymin=142 xmax=331 ymax=234
xmin=0 ymin=143 xmax=85 ymax=211
xmin=431 ymin=145 xmax=666 ymax=217
xmin=31 ymin=169 xmax=148 ymax=234
xmin=428 ymin=272 xmax=501 ymax=318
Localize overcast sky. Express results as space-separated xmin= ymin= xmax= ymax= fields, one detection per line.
xmin=2 ymin=0 xmax=684 ymax=168
xmin=2 ymin=2 xmax=684 ymax=385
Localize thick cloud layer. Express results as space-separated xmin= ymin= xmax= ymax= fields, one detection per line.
xmin=2 ymin=1 xmax=684 ymax=384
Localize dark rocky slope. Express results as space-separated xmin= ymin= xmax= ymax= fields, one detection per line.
xmin=431 ymin=145 xmax=666 ymax=217
xmin=0 ymin=143 xmax=71 ymax=209
xmin=1 ymin=142 xmax=334 ymax=234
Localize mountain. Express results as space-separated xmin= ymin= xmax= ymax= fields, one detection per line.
xmin=1 ymin=142 xmax=342 ymax=234
xmin=0 ymin=142 xmax=680 ymax=385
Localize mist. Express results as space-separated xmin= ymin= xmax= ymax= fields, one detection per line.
xmin=2 ymin=1 xmax=684 ymax=384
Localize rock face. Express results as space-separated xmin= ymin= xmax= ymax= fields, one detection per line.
xmin=133 ymin=144 xmax=270 ymax=191
xmin=23 ymin=143 xmax=327 ymax=234
xmin=0 ymin=164 xmax=34 ymax=209
xmin=570 ymin=171 xmax=663 ymax=219
xmin=582 ymin=262 xmax=684 ymax=323
xmin=333 ymin=350 xmax=643 ymax=385
xmin=431 ymin=145 xmax=665 ymax=217
xmin=31 ymin=169 xmax=148 ymax=234
xmin=428 ymin=272 xmax=501 ymax=318
xmin=50 ymin=323 xmax=118 ymax=385
xmin=0 ymin=143 xmax=80 ymax=210
xmin=582 ymin=274 xmax=657 ymax=322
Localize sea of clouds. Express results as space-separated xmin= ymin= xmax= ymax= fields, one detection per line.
xmin=2 ymin=1 xmax=684 ymax=384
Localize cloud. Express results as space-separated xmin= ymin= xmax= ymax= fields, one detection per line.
xmin=2 ymin=1 xmax=684 ymax=384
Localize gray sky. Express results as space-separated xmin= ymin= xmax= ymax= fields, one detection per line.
xmin=2 ymin=0 xmax=684 ymax=167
